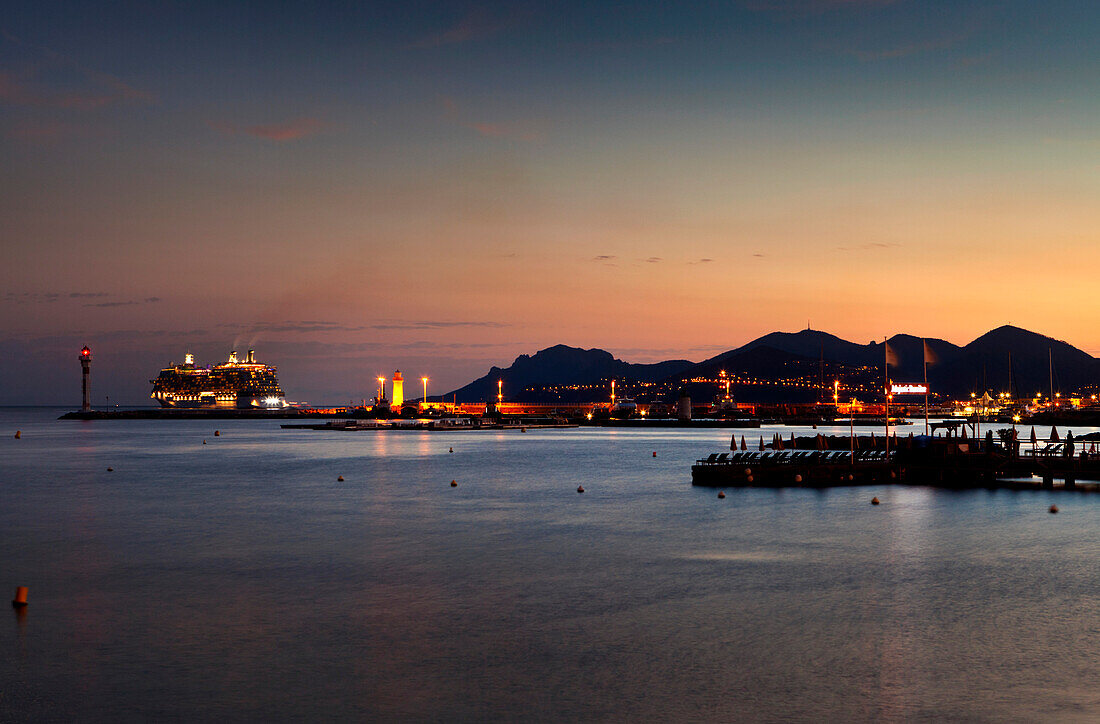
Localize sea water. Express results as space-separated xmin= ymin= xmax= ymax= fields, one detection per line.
xmin=1 ymin=408 xmax=1098 ymax=721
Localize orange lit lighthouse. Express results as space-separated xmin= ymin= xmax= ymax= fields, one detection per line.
xmin=80 ymin=346 xmax=92 ymax=412
xmin=392 ymin=370 xmax=404 ymax=408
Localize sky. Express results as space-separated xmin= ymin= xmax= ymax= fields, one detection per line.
xmin=2 ymin=0 xmax=1099 ymax=405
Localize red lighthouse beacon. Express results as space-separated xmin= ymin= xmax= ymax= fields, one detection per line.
xmin=80 ymin=346 xmax=92 ymax=412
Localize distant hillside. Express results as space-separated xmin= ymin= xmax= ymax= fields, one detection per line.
xmin=444 ymin=327 xmax=1100 ymax=404
xmin=676 ymin=325 xmax=1099 ymax=399
xmin=446 ymin=344 xmax=693 ymax=402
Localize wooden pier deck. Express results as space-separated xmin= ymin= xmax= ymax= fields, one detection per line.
xmin=691 ymin=442 xmax=1100 ymax=493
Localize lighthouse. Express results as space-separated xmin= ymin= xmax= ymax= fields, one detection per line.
xmin=80 ymin=346 xmax=92 ymax=412
xmin=392 ymin=371 xmax=404 ymax=408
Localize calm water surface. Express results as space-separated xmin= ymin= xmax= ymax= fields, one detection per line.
xmin=2 ymin=408 xmax=1099 ymax=722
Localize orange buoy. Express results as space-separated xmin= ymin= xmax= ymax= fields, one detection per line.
xmin=12 ymin=586 xmax=28 ymax=607
xmin=107 ymin=467 xmax=113 ymax=472
xmin=451 ymin=480 xmax=457 ymax=487
xmin=214 ymin=430 xmax=220 ymax=437
xmin=203 ymin=440 xmax=207 ymax=445
xmin=652 ymin=451 xmax=657 ymax=457
xmin=449 ymin=447 xmax=453 ymax=453
xmin=1049 ymin=504 xmax=1059 ymax=514
xmin=337 ymin=476 xmax=344 ymax=482
xmin=718 ymin=491 xmax=726 ymax=499
xmin=744 ymin=467 xmax=752 ymax=476
xmin=847 ymin=474 xmax=854 ymax=481
xmin=577 ymin=485 xmax=585 ymax=493
xmin=746 ymin=475 xmax=754 ymax=483
xmin=871 ymin=497 xmax=880 ymax=505
xmin=14 ymin=431 xmax=20 ymax=439
xmin=794 ymin=474 xmax=802 ymax=484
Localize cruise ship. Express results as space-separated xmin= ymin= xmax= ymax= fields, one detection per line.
xmin=150 ymin=350 xmax=289 ymax=408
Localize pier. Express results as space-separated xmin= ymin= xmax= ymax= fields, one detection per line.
xmin=692 ymin=436 xmax=1100 ymax=492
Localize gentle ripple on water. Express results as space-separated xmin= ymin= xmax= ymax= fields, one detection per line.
xmin=1 ymin=408 xmax=1099 ymax=722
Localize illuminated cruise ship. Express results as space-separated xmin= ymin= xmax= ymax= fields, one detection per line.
xmin=150 ymin=350 xmax=289 ymax=408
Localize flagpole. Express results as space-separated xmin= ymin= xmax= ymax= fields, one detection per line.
xmin=923 ymin=338 xmax=929 ymax=436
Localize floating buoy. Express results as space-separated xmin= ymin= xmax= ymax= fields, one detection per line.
xmin=577 ymin=485 xmax=585 ymax=493
xmin=652 ymin=451 xmax=657 ymax=457
xmin=214 ymin=430 xmax=220 ymax=437
xmin=521 ymin=427 xmax=527 ymax=433
xmin=744 ymin=467 xmax=752 ymax=476
xmin=1049 ymin=504 xmax=1059 ymax=514
xmin=449 ymin=447 xmax=453 ymax=453
xmin=746 ymin=475 xmax=754 ymax=484
xmin=794 ymin=474 xmax=802 ymax=484
xmin=14 ymin=431 xmax=20 ymax=439
xmin=11 ymin=587 xmax=27 ymax=608
xmin=337 ymin=476 xmax=344 ymax=482
xmin=203 ymin=440 xmax=207 ymax=445
xmin=451 ymin=480 xmax=457 ymax=487
xmin=871 ymin=497 xmax=880 ymax=505
xmin=847 ymin=474 xmax=854 ymax=481
xmin=107 ymin=467 xmax=113 ymax=472
xmin=718 ymin=491 xmax=726 ymax=499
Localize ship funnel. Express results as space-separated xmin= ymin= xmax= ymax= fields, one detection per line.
xmin=229 ymin=350 xmax=238 ymax=364
xmin=247 ymin=349 xmax=255 ymax=364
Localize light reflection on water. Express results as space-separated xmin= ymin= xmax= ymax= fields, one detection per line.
xmin=1 ymin=409 xmax=1099 ymax=721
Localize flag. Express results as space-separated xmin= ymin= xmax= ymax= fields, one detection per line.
xmin=885 ymin=341 xmax=899 ymax=367
xmin=923 ymin=339 xmax=938 ymax=365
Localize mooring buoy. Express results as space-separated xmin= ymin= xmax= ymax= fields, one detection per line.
xmin=203 ymin=440 xmax=207 ymax=445
xmin=337 ymin=476 xmax=344 ymax=482
xmin=871 ymin=497 xmax=880 ymax=505
xmin=577 ymin=485 xmax=585 ymax=493
xmin=451 ymin=480 xmax=457 ymax=487
xmin=718 ymin=491 xmax=726 ymax=499
xmin=12 ymin=587 xmax=27 ymax=608
xmin=652 ymin=451 xmax=657 ymax=457
xmin=214 ymin=430 xmax=220 ymax=437
xmin=449 ymin=447 xmax=453 ymax=453
xmin=14 ymin=431 xmax=20 ymax=439
xmin=1050 ymin=504 xmax=1059 ymax=514
xmin=107 ymin=467 xmax=113 ymax=472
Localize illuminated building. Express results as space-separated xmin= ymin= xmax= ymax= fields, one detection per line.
xmin=150 ymin=349 xmax=288 ymax=408
xmin=392 ymin=370 xmax=404 ymax=407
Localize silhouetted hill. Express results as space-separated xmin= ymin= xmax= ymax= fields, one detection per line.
xmin=446 ymin=345 xmax=692 ymax=402
xmin=445 ymin=327 xmax=1100 ymax=404
xmin=673 ymin=325 xmax=1099 ymax=399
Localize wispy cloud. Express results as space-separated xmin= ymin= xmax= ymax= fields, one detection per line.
xmin=742 ymin=0 xmax=897 ymax=19
xmin=84 ymin=301 xmax=138 ymax=308
xmin=842 ymin=29 xmax=973 ymax=61
xmin=690 ymin=258 xmax=715 ymax=264
xmin=369 ymin=321 xmax=508 ymax=331
xmin=410 ymin=8 xmax=511 ymax=48
xmin=208 ymin=117 xmax=324 ymax=142
xmin=70 ymin=292 xmax=109 ymax=298
xmin=440 ymin=96 xmax=545 ymax=142
xmin=592 ymin=255 xmax=617 ymax=262
xmin=0 ymin=32 xmax=153 ymax=109
xmin=836 ymin=242 xmax=900 ymax=251
xmin=644 ymin=257 xmax=663 ymax=263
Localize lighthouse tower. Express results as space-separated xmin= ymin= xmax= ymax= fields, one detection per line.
xmin=392 ymin=370 xmax=404 ymax=408
xmin=80 ymin=346 xmax=92 ymax=412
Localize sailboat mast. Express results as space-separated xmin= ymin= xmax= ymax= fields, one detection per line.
xmin=884 ymin=337 xmax=890 ymax=457
xmin=923 ymin=338 xmax=929 ymax=436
